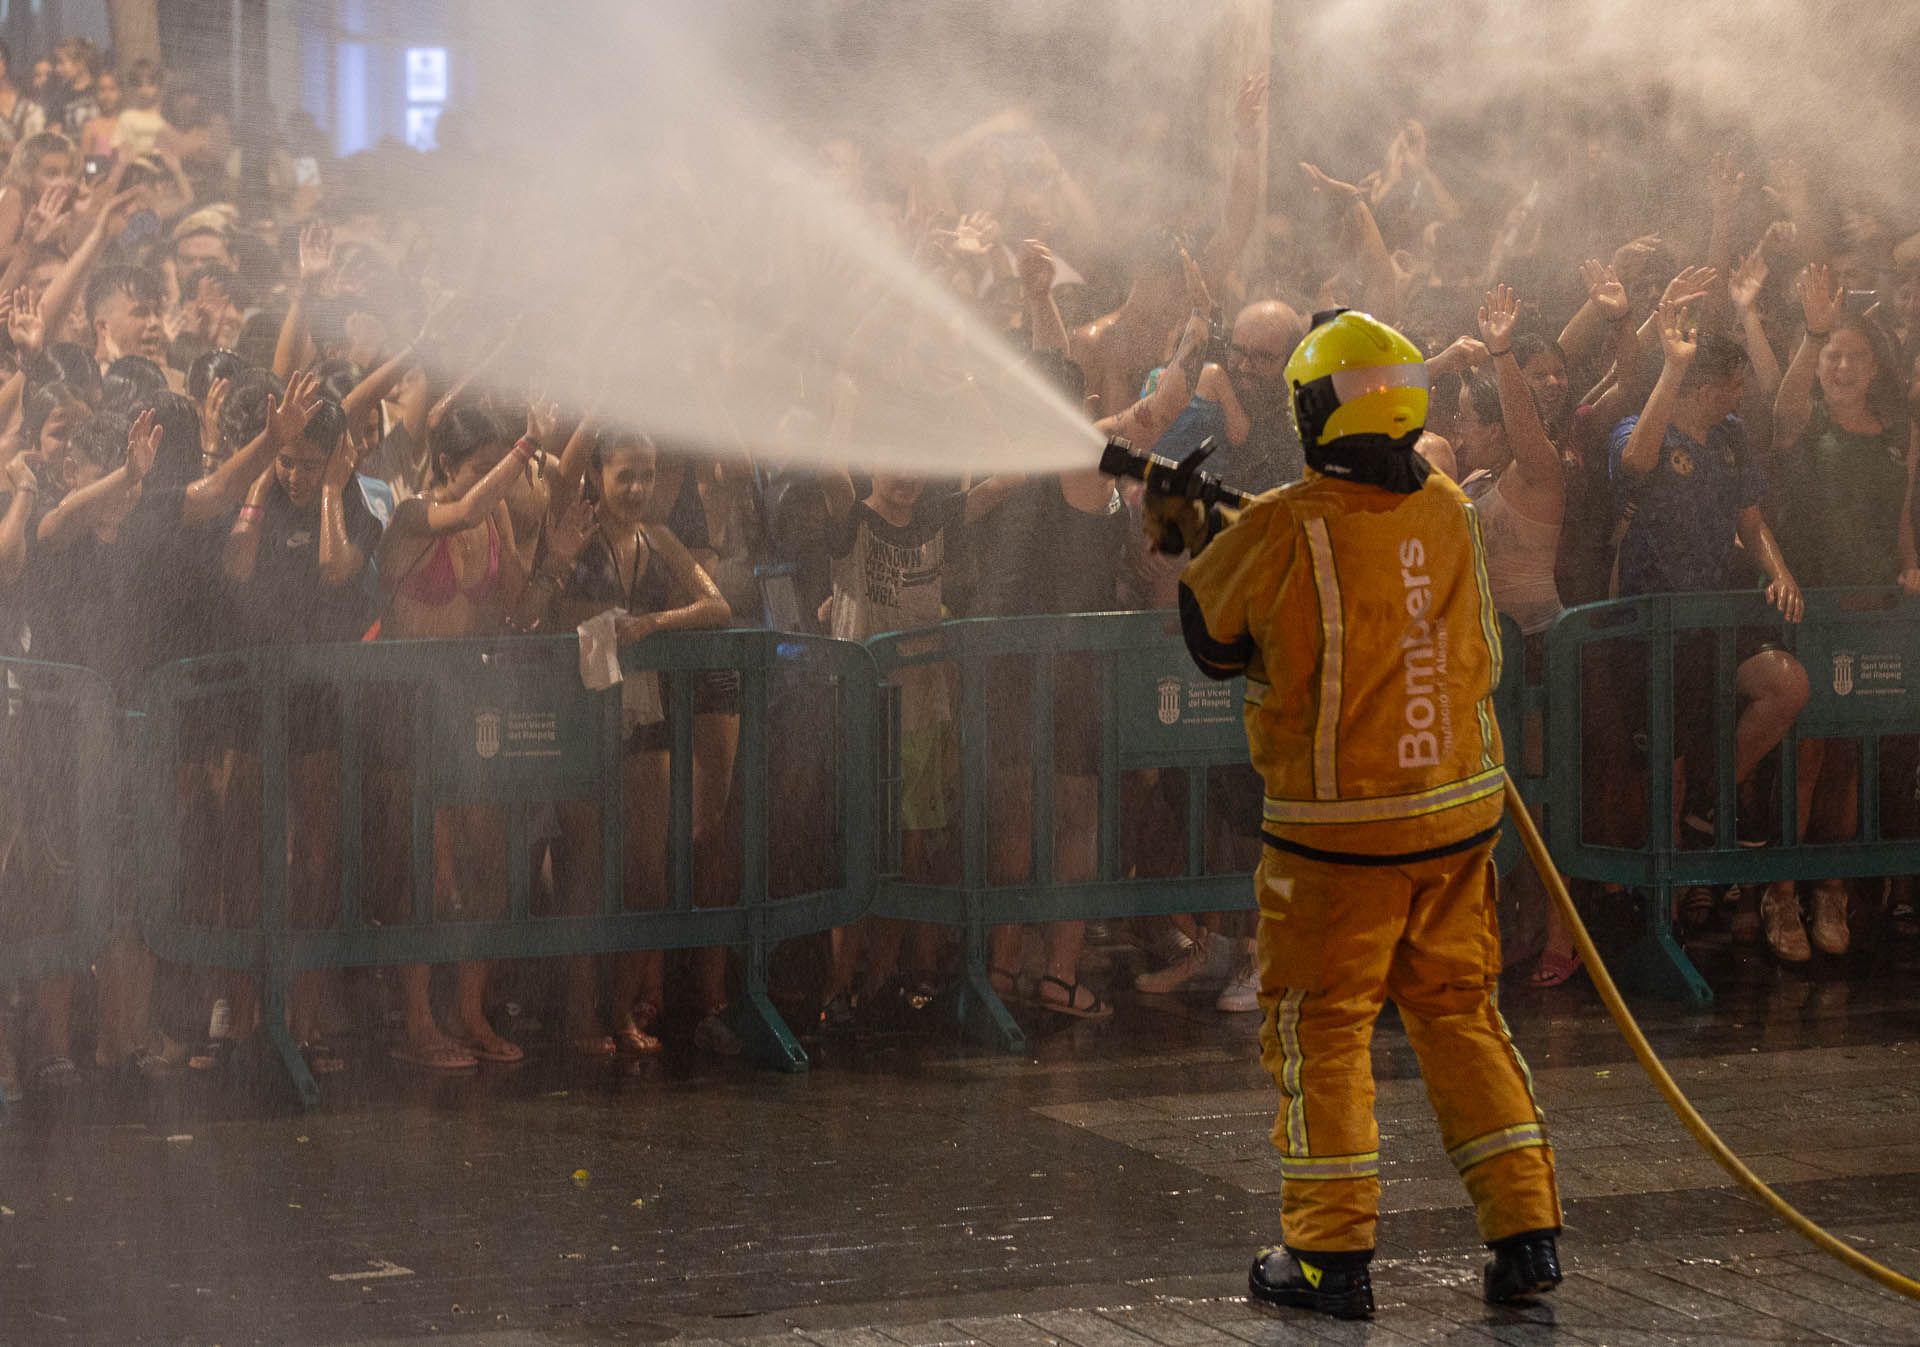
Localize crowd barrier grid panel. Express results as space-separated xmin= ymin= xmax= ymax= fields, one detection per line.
xmin=134 ymin=630 xmax=880 ymax=1104
xmin=1541 ymin=588 xmax=1920 ymax=1006
xmin=864 ymin=611 xmax=1531 ymax=1054
xmin=0 ymin=657 xmax=120 ymax=1125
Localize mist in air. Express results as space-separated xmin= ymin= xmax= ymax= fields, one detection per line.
xmin=426 ymin=0 xmax=1920 ymax=480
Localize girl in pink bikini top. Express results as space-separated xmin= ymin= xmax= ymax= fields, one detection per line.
xmin=377 ymin=405 xmax=535 ymax=636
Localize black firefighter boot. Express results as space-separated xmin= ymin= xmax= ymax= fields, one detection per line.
xmin=1247 ymin=1246 xmax=1375 ymax=1320
xmin=1484 ymin=1229 xmax=1563 ymax=1304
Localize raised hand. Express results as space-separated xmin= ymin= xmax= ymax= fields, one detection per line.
xmin=1299 ymin=161 xmax=1362 ymax=202
xmin=1179 ymin=245 xmax=1212 ymax=314
xmin=1763 ymin=158 xmax=1810 ymax=216
xmin=1398 ymin=117 xmax=1429 ymax=167
xmin=322 ymin=426 xmax=362 ymax=492
xmin=24 ymin=182 xmax=74 ymax=247
xmin=1016 ymin=238 xmax=1056 ymax=297
xmin=1729 ymin=248 xmax=1769 ymax=312
xmin=126 ymin=408 xmax=162 ymax=481
xmin=1477 ymin=283 xmax=1520 ymax=352
xmin=1577 ymin=259 xmax=1630 ymax=320
xmin=1660 ymin=264 xmax=1718 ymax=309
xmin=1232 ymin=74 xmax=1269 ymax=145
xmin=544 ymin=497 xmax=597 ymax=571
xmin=1708 ymin=152 xmax=1744 ymax=220
xmin=200 ymin=375 xmax=231 ymax=459
xmin=526 ymin=393 xmax=562 ymax=453
xmin=266 ymin=369 xmax=327 ymax=446
xmin=1657 ymin=301 xmax=1697 ymax=366
xmin=7 ymin=285 xmax=43 ymax=356
xmin=949 ymin=209 xmax=1001 ymax=257
xmin=297 ymin=220 xmax=335 ymax=285
xmin=1797 ymin=261 xmax=1839 ymax=334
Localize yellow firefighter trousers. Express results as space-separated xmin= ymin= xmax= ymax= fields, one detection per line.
xmin=1255 ymin=838 xmax=1561 ymax=1254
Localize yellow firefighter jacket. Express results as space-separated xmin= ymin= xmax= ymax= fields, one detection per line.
xmin=1178 ymin=468 xmax=1505 ymax=864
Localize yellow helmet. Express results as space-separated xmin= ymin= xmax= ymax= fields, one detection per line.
xmin=1285 ymin=309 xmax=1429 ymax=450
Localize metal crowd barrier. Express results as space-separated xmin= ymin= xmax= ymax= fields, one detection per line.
xmin=16 ymin=592 xmax=1909 ymax=1106
xmin=1540 ymin=588 xmax=1920 ymax=1005
xmin=864 ymin=611 xmax=1532 ymax=1053
xmin=132 ymin=630 xmax=877 ymax=1104
xmin=0 ymin=657 xmax=120 ymax=1124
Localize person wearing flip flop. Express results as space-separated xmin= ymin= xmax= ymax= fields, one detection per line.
xmin=1145 ymin=308 xmax=1563 ymax=1320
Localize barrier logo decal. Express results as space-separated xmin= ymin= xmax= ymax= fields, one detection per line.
xmin=475 ymin=709 xmax=501 ymax=759
xmin=1158 ymin=676 xmax=1182 ymax=725
xmin=1832 ymin=653 xmax=1854 ymax=697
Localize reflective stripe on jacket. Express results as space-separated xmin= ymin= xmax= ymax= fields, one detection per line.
xmin=1177 ymin=469 xmax=1504 ymax=863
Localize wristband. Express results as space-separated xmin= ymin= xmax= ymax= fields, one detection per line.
xmin=513 ymin=435 xmax=538 ymax=462
xmin=1488 ymin=346 xmax=1514 ymax=359
xmin=238 ymin=504 xmax=264 ymax=521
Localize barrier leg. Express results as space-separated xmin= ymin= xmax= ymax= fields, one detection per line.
xmin=734 ymin=923 xmax=808 ymax=1073
xmin=942 ymin=898 xmax=1026 ymax=1054
xmin=263 ymin=966 xmax=320 ymax=1109
xmin=1621 ymin=881 xmax=1714 ymax=1007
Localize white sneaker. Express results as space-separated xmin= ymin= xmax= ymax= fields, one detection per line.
xmin=1215 ymin=945 xmax=1260 ymax=1013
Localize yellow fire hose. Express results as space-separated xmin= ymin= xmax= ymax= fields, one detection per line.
xmin=1503 ymin=777 xmax=1920 ymax=1300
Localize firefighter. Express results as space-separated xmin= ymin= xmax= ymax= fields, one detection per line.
xmin=1147 ymin=308 xmax=1562 ymax=1320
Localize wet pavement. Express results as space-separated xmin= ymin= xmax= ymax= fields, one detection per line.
xmin=4 ymin=934 xmax=1920 ymax=1346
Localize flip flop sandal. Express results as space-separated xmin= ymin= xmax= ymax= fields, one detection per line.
xmin=614 ymin=1026 xmax=663 ymax=1055
xmin=1528 ymin=951 xmax=1581 ymax=989
xmin=1034 ymin=975 xmax=1114 ymax=1020
xmin=569 ymin=1033 xmax=619 ymax=1058
xmin=465 ymin=1037 xmax=525 ymax=1065
xmin=389 ymin=1041 xmax=477 ymax=1072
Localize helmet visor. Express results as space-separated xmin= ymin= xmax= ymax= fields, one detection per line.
xmin=1331 ymin=362 xmax=1429 ymax=404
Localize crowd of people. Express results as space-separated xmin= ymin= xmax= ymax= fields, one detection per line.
xmin=1 ymin=29 xmax=1917 ymax=1110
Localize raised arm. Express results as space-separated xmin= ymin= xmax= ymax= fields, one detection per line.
xmin=38 ymin=408 xmax=161 ymax=547
xmin=1096 ymin=248 xmax=1211 ymax=450
xmin=273 ymin=220 xmax=333 ymax=380
xmin=1620 ymin=302 xmax=1696 ymax=478
xmin=184 ymin=370 xmax=327 ymax=524
xmin=37 ymin=186 xmax=134 ymax=348
xmin=387 ymin=429 xmax=540 ymax=541
xmin=316 ymin=428 xmax=371 ymax=588
xmin=1198 ymin=75 xmax=1269 ymax=298
xmin=1771 ymin=261 xmax=1836 ymax=455
xmin=1300 ymin=162 xmax=1399 ymax=323
xmin=1558 ymin=256 xmax=1634 ymax=368
xmin=1019 ymin=238 xmax=1069 ymax=356
xmin=221 ymin=463 xmax=274 ymax=583
xmin=1704 ymin=153 xmax=1744 ymax=326
xmin=0 ymin=457 xmax=36 ymax=587
xmin=1478 ymin=284 xmax=1563 ymax=519
xmin=1728 ymin=247 xmax=1781 ymax=399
